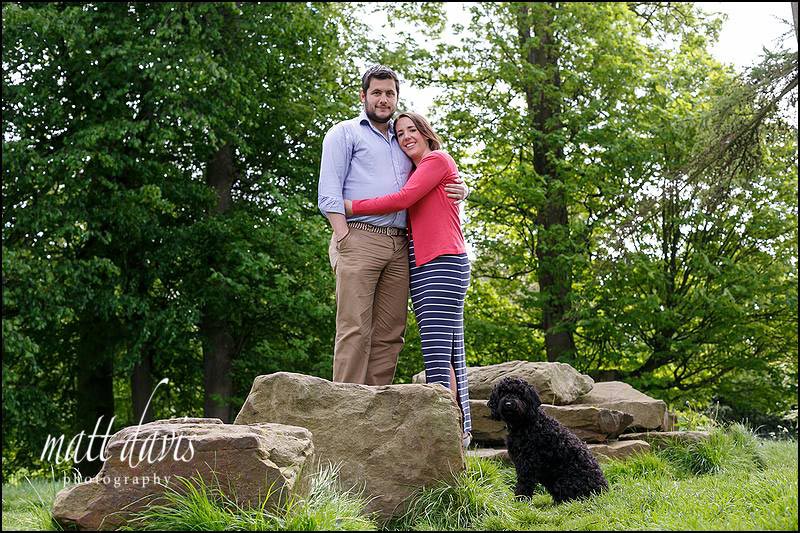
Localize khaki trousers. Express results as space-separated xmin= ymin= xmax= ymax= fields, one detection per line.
xmin=328 ymin=228 xmax=409 ymax=385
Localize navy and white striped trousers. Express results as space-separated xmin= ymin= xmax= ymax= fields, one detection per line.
xmin=409 ymin=239 xmax=472 ymax=438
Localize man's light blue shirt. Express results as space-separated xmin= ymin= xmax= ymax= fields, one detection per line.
xmin=318 ymin=111 xmax=413 ymax=229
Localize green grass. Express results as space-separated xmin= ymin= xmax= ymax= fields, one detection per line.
xmin=388 ymin=424 xmax=797 ymax=531
xmin=4 ymin=426 xmax=797 ymax=531
xmin=119 ymin=462 xmax=378 ymax=531
xmin=387 ymin=455 xmax=519 ymax=530
xmin=2 ymin=476 xmax=61 ymax=531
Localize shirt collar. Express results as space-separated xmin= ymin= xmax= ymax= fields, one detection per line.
xmin=358 ymin=111 xmax=395 ymax=138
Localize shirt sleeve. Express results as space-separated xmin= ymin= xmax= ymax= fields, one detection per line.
xmin=351 ymin=152 xmax=450 ymax=215
xmin=317 ymin=124 xmax=352 ymax=216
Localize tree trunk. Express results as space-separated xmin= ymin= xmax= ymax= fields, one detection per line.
xmin=518 ymin=3 xmax=577 ymax=362
xmin=131 ymin=348 xmax=154 ymax=424
xmin=202 ymin=315 xmax=235 ymax=422
xmin=74 ymin=319 xmax=115 ymax=477
xmin=206 ymin=143 xmax=236 ymax=214
xmin=201 ymin=143 xmax=237 ymax=422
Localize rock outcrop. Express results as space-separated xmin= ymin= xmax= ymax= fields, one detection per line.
xmin=588 ymin=440 xmax=651 ymax=462
xmin=470 ymin=399 xmax=634 ymax=444
xmin=413 ymin=360 xmax=594 ymax=405
xmin=540 ymin=405 xmax=634 ymax=443
xmin=619 ymin=430 xmax=710 ymax=449
xmin=467 ymin=439 xmax=651 ymax=464
xmin=572 ymin=381 xmax=669 ymax=430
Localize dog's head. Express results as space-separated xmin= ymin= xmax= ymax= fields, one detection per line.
xmin=487 ymin=376 xmax=542 ymax=423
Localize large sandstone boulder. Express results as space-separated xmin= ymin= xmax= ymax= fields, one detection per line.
xmin=52 ymin=418 xmax=315 ymax=531
xmin=571 ymin=381 xmax=668 ymax=430
xmin=413 ymin=360 xmax=594 ymax=405
xmin=234 ymin=372 xmax=465 ymax=520
xmin=470 ymin=400 xmax=634 ymax=444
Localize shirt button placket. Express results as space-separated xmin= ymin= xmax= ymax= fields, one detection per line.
xmin=388 ymin=143 xmax=400 ymax=226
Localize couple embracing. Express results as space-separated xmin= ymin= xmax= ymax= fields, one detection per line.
xmin=317 ymin=65 xmax=472 ymax=447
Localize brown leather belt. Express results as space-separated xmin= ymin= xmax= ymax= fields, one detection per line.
xmin=348 ymin=221 xmax=406 ymax=236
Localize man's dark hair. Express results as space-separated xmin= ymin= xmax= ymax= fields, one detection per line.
xmin=361 ymin=65 xmax=400 ymax=96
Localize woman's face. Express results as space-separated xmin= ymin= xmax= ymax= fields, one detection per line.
xmin=396 ymin=116 xmax=430 ymax=160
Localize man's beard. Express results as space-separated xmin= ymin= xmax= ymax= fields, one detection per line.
xmin=365 ymin=105 xmax=392 ymax=124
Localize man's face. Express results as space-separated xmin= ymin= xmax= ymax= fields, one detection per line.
xmin=360 ymin=78 xmax=397 ymax=124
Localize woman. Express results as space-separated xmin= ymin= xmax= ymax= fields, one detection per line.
xmin=344 ymin=112 xmax=472 ymax=447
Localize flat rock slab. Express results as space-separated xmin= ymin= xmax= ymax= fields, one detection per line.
xmin=572 ymin=381 xmax=668 ymax=430
xmin=467 ymin=440 xmax=650 ymax=464
xmin=52 ymin=419 xmax=315 ymax=531
xmin=468 ymin=448 xmax=510 ymax=462
xmin=234 ymin=372 xmax=465 ymax=520
xmin=588 ymin=440 xmax=651 ymax=462
xmin=541 ymin=405 xmax=634 ymax=443
xmin=470 ymin=400 xmax=634 ymax=444
xmin=469 ymin=399 xmax=507 ymax=444
xmin=619 ymin=430 xmax=710 ymax=449
xmin=413 ymin=360 xmax=594 ymax=404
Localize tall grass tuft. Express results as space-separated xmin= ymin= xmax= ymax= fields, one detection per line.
xmin=20 ymin=477 xmax=62 ymax=531
xmin=390 ymin=455 xmax=516 ymax=531
xmin=280 ymin=461 xmax=378 ymax=531
xmin=601 ymin=450 xmax=675 ymax=484
xmin=121 ymin=474 xmax=238 ymax=531
xmin=2 ymin=468 xmax=65 ymax=531
xmin=122 ymin=462 xmax=377 ymax=531
xmin=657 ymin=422 xmax=766 ymax=476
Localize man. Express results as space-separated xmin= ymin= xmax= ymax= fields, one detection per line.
xmin=318 ymin=65 xmax=468 ymax=385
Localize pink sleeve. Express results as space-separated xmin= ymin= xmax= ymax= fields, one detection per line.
xmin=351 ymin=153 xmax=450 ymax=215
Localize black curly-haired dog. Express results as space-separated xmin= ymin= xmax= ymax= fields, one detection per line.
xmin=488 ymin=376 xmax=608 ymax=503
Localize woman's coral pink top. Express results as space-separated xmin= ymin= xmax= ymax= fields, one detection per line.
xmin=351 ymin=150 xmax=466 ymax=266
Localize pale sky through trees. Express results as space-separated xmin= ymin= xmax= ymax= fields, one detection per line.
xmin=365 ymin=2 xmax=797 ymax=116
xmin=358 ymin=2 xmax=798 ymax=259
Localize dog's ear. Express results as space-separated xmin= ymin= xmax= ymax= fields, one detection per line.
xmin=523 ymin=381 xmax=542 ymax=409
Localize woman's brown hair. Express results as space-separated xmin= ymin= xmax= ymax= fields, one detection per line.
xmin=396 ymin=112 xmax=443 ymax=151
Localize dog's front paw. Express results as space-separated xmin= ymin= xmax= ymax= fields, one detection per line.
xmin=514 ymin=481 xmax=535 ymax=501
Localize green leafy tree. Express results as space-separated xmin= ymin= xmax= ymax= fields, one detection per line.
xmin=391 ymin=2 xmax=796 ymax=416
xmin=410 ymin=3 xmax=718 ymax=363
xmin=576 ymin=50 xmax=798 ymax=409
xmin=574 ymin=7 xmax=798 ymax=412
xmin=4 ymin=2 xmax=198 ymax=477
xmin=3 ymin=2 xmax=362 ymax=478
